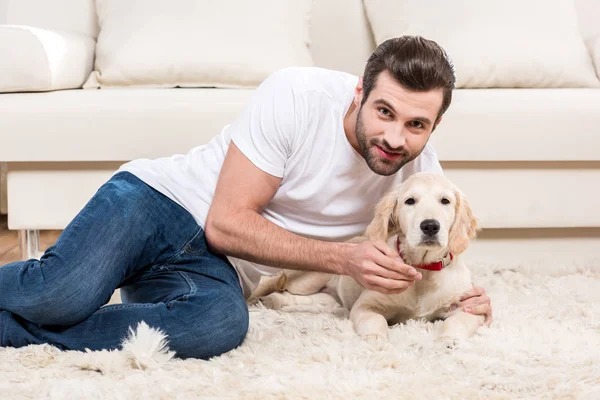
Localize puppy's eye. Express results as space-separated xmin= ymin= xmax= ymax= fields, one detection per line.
xmin=441 ymin=198 xmax=450 ymax=205
xmin=405 ymin=198 xmax=415 ymax=205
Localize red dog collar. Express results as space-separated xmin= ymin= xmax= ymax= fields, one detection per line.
xmin=396 ymin=236 xmax=453 ymax=271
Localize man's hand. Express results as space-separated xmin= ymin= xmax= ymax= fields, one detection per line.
xmin=344 ymin=240 xmax=422 ymax=295
xmin=451 ymin=286 xmax=493 ymax=326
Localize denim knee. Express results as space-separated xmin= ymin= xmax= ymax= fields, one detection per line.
xmin=10 ymin=260 xmax=111 ymax=326
xmin=224 ymin=299 xmax=250 ymax=348
xmin=209 ymin=302 xmax=249 ymax=357
xmin=172 ymin=295 xmax=249 ymax=360
xmin=21 ymin=289 xmax=107 ymax=327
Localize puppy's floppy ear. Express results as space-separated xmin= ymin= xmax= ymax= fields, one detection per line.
xmin=448 ymin=189 xmax=480 ymax=254
xmin=365 ymin=192 xmax=401 ymax=242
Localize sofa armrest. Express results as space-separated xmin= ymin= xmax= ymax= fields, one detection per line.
xmin=0 ymin=25 xmax=95 ymax=93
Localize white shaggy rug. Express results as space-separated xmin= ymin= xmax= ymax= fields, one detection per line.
xmin=1 ymin=261 xmax=600 ymax=399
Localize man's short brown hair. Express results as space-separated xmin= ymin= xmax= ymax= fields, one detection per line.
xmin=362 ymin=36 xmax=456 ymax=122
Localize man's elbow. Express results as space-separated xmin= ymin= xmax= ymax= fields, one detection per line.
xmin=204 ymin=214 xmax=228 ymax=254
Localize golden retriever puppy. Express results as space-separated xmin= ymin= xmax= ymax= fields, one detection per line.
xmin=254 ymin=172 xmax=483 ymax=344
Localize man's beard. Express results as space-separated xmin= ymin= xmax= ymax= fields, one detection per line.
xmin=355 ymin=108 xmax=419 ymax=176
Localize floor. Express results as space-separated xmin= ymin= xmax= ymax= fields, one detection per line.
xmin=0 ymin=214 xmax=62 ymax=265
xmin=3 ymin=256 xmax=598 ymax=398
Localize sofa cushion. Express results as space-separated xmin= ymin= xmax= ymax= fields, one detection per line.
xmin=0 ymin=25 xmax=95 ymax=93
xmin=428 ymin=88 xmax=600 ymax=161
xmin=83 ymin=0 xmax=314 ymax=89
xmin=0 ymin=89 xmax=252 ymax=161
xmin=364 ymin=0 xmax=600 ymax=88
xmin=1 ymin=88 xmax=599 ymax=162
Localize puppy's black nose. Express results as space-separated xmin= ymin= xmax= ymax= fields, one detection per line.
xmin=420 ymin=219 xmax=440 ymax=236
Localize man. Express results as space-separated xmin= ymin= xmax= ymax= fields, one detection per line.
xmin=0 ymin=36 xmax=492 ymax=359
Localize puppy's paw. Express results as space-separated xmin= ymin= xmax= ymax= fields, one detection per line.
xmin=360 ymin=332 xmax=388 ymax=344
xmin=434 ymin=336 xmax=459 ymax=350
xmin=259 ymin=293 xmax=285 ymax=310
xmin=246 ymin=296 xmax=260 ymax=306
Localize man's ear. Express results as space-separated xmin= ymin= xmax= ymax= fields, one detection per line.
xmin=354 ymin=76 xmax=364 ymax=106
xmin=431 ymin=116 xmax=442 ymax=133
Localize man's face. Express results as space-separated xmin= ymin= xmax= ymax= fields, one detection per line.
xmin=354 ymin=71 xmax=443 ymax=176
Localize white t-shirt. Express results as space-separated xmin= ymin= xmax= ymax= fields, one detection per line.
xmin=118 ymin=67 xmax=443 ymax=298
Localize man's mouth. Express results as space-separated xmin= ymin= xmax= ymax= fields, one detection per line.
xmin=375 ymin=145 xmax=403 ymax=160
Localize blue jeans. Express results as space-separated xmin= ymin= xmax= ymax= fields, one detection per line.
xmin=0 ymin=172 xmax=248 ymax=359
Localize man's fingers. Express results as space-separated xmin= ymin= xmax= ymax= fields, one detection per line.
xmin=459 ymin=288 xmax=477 ymax=301
xmin=371 ymin=240 xmax=400 ymax=258
xmin=366 ymin=261 xmax=421 ymax=281
xmin=371 ymin=241 xmax=415 ymax=276
xmin=369 ymin=246 xmax=421 ymax=280
xmin=457 ymin=286 xmax=493 ymax=326
xmin=460 ymin=286 xmax=485 ymax=301
xmin=459 ymin=294 xmax=490 ymax=308
xmin=463 ymin=303 xmax=490 ymax=317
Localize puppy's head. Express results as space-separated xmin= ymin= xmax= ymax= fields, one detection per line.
xmin=366 ymin=172 xmax=479 ymax=255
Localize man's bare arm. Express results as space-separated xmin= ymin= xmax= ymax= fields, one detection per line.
xmin=205 ymin=142 xmax=347 ymax=273
xmin=204 ymin=143 xmax=421 ymax=293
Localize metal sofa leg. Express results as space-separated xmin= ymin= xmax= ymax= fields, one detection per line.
xmin=19 ymin=230 xmax=41 ymax=260
xmin=0 ymin=162 xmax=7 ymax=215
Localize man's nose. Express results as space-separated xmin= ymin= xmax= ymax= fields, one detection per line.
xmin=383 ymin=126 xmax=406 ymax=150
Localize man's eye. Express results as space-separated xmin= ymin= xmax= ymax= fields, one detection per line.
xmin=410 ymin=121 xmax=423 ymax=129
xmin=405 ymin=198 xmax=415 ymax=205
xmin=379 ymin=108 xmax=391 ymax=116
xmin=441 ymin=198 xmax=450 ymax=205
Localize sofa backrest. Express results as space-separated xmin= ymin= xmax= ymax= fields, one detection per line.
xmin=0 ymin=0 xmax=98 ymax=38
xmin=0 ymin=0 xmax=377 ymax=75
xmin=574 ymin=0 xmax=600 ymax=43
xmin=0 ymin=0 xmax=596 ymax=77
xmin=309 ymin=0 xmax=376 ymax=75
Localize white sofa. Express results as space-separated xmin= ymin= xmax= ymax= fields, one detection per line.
xmin=1 ymin=0 xmax=600 ymax=269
